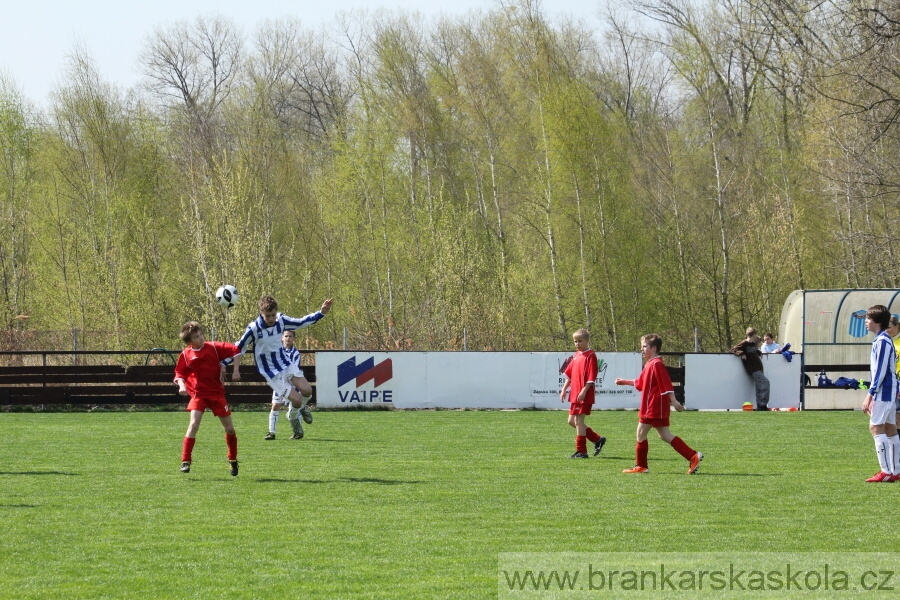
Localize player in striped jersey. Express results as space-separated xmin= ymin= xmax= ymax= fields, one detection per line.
xmin=862 ymin=305 xmax=900 ymax=482
xmin=227 ymin=295 xmax=332 ymax=435
xmin=264 ymin=330 xmax=313 ymax=440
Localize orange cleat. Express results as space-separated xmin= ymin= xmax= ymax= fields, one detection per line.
xmin=688 ymin=452 xmax=704 ymax=474
xmin=622 ymin=466 xmax=649 ymax=474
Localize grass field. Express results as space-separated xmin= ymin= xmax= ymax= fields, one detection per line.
xmin=0 ymin=409 xmax=895 ymax=599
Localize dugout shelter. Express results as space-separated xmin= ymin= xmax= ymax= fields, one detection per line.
xmin=779 ymin=289 xmax=900 ymax=409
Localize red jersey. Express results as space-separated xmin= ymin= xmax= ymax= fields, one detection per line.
xmin=635 ymin=356 xmax=674 ymax=420
xmin=174 ymin=342 xmax=240 ymax=401
xmin=564 ymin=350 xmax=598 ymax=404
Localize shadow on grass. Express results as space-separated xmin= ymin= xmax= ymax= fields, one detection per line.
xmin=254 ymin=477 xmax=425 ymax=485
xmin=0 ymin=471 xmax=77 ymax=476
xmin=691 ymin=473 xmax=778 ymax=477
xmin=0 ymin=504 xmax=40 ymax=508
xmin=340 ymin=477 xmax=425 ymax=485
xmin=254 ymin=478 xmax=332 ymax=484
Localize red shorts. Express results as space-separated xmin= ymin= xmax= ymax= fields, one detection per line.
xmin=187 ymin=396 xmax=231 ymax=417
xmin=639 ymin=416 xmax=670 ymax=428
xmin=569 ymin=402 xmax=593 ymax=416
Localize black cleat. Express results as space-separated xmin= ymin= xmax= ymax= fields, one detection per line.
xmin=299 ymin=406 xmax=314 ymax=424
xmin=229 ymin=460 xmax=239 ymax=477
xmin=593 ymin=436 xmax=607 ymax=456
xmin=264 ymin=432 xmax=276 ymax=440
xmin=180 ymin=461 xmax=191 ymax=473
xmin=290 ymin=433 xmax=304 ymax=440
xmin=569 ymin=452 xmax=589 ymax=459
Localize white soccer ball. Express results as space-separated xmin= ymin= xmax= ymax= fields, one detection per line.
xmin=215 ymin=284 xmax=239 ymax=308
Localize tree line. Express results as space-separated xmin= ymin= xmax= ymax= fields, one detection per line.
xmin=0 ymin=0 xmax=897 ymax=353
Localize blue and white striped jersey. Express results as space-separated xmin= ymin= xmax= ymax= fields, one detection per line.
xmin=870 ymin=330 xmax=899 ymax=403
xmin=224 ymin=311 xmax=322 ymax=379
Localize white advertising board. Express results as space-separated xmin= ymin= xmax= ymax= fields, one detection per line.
xmin=315 ymin=352 xmax=642 ymax=409
xmin=314 ymin=352 xmax=425 ymax=409
xmin=527 ymin=352 xmax=641 ymax=409
xmin=683 ymin=353 xmax=801 ymax=409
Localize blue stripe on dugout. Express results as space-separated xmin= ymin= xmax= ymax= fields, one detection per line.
xmin=849 ymin=309 xmax=868 ymax=338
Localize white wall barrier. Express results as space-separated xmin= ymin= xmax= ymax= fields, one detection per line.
xmin=314 ymin=352 xmax=641 ymax=409
xmin=684 ymin=353 xmax=801 ymax=410
xmin=314 ymin=351 xmax=801 ymax=410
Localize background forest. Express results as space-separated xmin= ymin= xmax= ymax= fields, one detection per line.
xmin=0 ymin=0 xmax=898 ymax=353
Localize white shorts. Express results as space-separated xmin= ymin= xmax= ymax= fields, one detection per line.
xmin=870 ymin=399 xmax=897 ymax=426
xmin=268 ymin=363 xmax=306 ymax=403
xmin=270 ymin=394 xmax=291 ymax=407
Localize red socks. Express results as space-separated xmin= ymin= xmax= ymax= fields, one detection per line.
xmin=575 ymin=436 xmax=587 ymax=454
xmin=183 ymin=433 xmax=238 ymax=462
xmin=635 ymin=440 xmax=649 ymax=468
xmin=585 ymin=428 xmax=602 ymax=444
xmin=181 ymin=437 xmax=196 ymax=462
xmin=225 ymin=433 xmax=238 ymax=461
xmin=670 ymin=436 xmax=695 ymax=461
xmin=633 ymin=437 xmax=695 ymax=468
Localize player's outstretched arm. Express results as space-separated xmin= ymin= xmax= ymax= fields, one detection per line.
xmin=320 ymin=298 xmax=333 ymax=315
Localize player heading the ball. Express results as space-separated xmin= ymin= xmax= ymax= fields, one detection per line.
xmin=224 ymin=295 xmax=333 ymax=421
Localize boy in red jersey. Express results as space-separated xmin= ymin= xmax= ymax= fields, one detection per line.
xmin=174 ymin=321 xmax=242 ymax=476
xmin=559 ymin=328 xmax=606 ymax=458
xmin=615 ymin=333 xmax=702 ymax=474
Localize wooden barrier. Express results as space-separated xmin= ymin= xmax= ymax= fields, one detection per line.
xmin=0 ymin=364 xmax=316 ymax=406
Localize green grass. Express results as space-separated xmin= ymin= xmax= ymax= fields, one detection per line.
xmin=0 ymin=410 xmax=895 ymax=599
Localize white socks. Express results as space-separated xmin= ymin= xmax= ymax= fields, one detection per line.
xmin=269 ymin=409 xmax=279 ymax=433
xmin=891 ymin=435 xmax=900 ymax=474
xmin=875 ymin=434 xmax=894 ymax=474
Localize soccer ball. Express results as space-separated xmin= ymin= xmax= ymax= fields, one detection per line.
xmin=215 ymin=285 xmax=239 ymax=308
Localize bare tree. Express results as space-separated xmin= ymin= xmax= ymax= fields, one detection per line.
xmin=250 ymin=18 xmax=353 ymax=143
xmin=140 ymin=15 xmax=244 ymax=150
